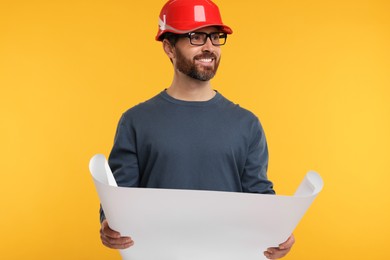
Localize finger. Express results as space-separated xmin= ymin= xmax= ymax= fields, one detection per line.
xmin=102 ymin=237 xmax=134 ymax=249
xmin=100 ymin=220 xmax=134 ymax=249
xmin=102 ymin=236 xmax=134 ymax=249
xmin=264 ymin=247 xmax=291 ymax=259
xmin=279 ymin=234 xmax=295 ymax=250
xmin=100 ymin=228 xmax=133 ymax=245
xmin=100 ymin=230 xmax=134 ymax=249
xmin=101 ymin=220 xmax=121 ymax=239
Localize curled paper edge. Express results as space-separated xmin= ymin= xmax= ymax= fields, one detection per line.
xmin=89 ymin=154 xmax=117 ymax=187
xmin=89 ymin=154 xmax=323 ymax=197
xmin=294 ymin=170 xmax=323 ymax=197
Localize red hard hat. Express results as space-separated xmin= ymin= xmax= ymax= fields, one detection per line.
xmin=155 ymin=0 xmax=233 ymax=41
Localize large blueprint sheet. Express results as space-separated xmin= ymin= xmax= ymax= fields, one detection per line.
xmin=90 ymin=154 xmax=323 ymax=260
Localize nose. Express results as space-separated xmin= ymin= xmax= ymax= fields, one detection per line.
xmin=201 ymin=36 xmax=215 ymax=51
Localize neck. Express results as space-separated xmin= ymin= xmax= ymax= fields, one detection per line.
xmin=167 ymin=72 xmax=216 ymax=101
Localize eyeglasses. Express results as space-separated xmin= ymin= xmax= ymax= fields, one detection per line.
xmin=183 ymin=32 xmax=228 ymax=46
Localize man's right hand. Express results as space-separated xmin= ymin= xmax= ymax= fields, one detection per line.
xmin=100 ymin=219 xmax=134 ymax=249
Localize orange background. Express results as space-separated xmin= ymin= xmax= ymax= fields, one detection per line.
xmin=1 ymin=0 xmax=389 ymax=259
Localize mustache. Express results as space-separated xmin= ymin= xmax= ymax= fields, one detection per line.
xmin=194 ymin=53 xmax=217 ymax=60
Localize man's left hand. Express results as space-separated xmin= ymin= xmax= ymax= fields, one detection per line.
xmin=264 ymin=234 xmax=295 ymax=259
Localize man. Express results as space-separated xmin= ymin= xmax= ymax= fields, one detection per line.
xmin=100 ymin=0 xmax=295 ymax=259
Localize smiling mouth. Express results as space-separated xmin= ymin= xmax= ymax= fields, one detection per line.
xmin=194 ymin=53 xmax=217 ymax=64
xmin=195 ymin=56 xmax=216 ymax=67
xmin=197 ymin=58 xmax=213 ymax=63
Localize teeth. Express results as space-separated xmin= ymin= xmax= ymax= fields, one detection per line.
xmin=199 ymin=58 xmax=213 ymax=62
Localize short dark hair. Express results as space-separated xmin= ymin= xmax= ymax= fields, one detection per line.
xmin=162 ymin=32 xmax=181 ymax=46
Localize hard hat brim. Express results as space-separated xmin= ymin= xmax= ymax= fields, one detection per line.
xmin=156 ymin=24 xmax=233 ymax=41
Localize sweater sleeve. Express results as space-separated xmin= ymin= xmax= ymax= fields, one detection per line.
xmin=108 ymin=113 xmax=140 ymax=187
xmin=99 ymin=113 xmax=140 ymax=222
xmin=241 ymin=118 xmax=275 ymax=194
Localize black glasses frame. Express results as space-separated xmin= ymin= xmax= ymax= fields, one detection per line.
xmin=182 ymin=32 xmax=228 ymax=46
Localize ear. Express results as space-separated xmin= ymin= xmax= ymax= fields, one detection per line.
xmin=162 ymin=39 xmax=175 ymax=60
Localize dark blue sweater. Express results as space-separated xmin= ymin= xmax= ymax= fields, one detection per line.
xmin=100 ymin=90 xmax=274 ymax=221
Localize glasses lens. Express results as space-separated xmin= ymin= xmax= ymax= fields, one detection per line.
xmin=188 ymin=32 xmax=227 ymax=46
xmin=189 ymin=33 xmax=206 ymax=45
xmin=211 ymin=33 xmax=227 ymax=46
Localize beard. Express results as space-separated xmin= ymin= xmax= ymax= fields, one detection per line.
xmin=175 ymin=48 xmax=220 ymax=81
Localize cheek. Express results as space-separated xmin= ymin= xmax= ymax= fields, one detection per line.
xmin=176 ymin=47 xmax=193 ymax=59
xmin=215 ymin=49 xmax=221 ymax=57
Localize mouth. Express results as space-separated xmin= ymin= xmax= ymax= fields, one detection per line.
xmin=197 ymin=58 xmax=213 ymax=63
xmin=194 ymin=54 xmax=216 ymax=66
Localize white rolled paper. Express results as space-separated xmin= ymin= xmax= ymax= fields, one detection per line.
xmin=89 ymin=154 xmax=323 ymax=260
